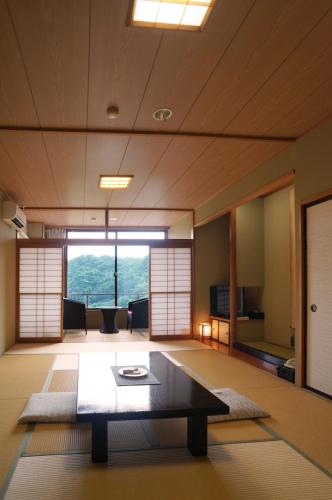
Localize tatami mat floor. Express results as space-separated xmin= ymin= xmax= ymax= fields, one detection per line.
xmin=0 ymin=346 xmax=331 ymax=499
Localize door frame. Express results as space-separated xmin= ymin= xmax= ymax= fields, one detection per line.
xmin=301 ymin=189 xmax=332 ymax=398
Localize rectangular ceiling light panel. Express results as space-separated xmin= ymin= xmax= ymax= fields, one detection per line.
xmin=131 ymin=0 xmax=215 ymax=31
xmin=99 ymin=175 xmax=134 ymax=190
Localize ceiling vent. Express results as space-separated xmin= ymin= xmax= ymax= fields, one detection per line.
xmin=3 ymin=201 xmax=28 ymax=237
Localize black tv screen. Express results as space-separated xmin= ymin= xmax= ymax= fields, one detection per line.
xmin=210 ymin=285 xmax=244 ymax=318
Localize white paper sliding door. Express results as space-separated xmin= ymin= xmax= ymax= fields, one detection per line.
xmin=19 ymin=247 xmax=63 ymax=340
xmin=150 ymin=247 xmax=192 ymax=338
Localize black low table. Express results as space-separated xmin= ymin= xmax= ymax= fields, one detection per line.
xmin=99 ymin=307 xmax=123 ymax=334
xmin=77 ymin=352 xmax=229 ymax=462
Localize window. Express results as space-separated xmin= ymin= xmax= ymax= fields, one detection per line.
xmin=66 ymin=230 xmax=166 ymax=240
xmin=117 ymin=231 xmax=165 ymax=240
xmin=66 ymin=245 xmax=149 ymax=308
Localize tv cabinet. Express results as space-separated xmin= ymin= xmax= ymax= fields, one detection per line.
xmin=210 ymin=316 xmax=230 ymax=345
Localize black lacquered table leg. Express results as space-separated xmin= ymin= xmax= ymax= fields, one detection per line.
xmin=187 ymin=415 xmax=207 ymax=456
xmin=92 ymin=420 xmax=108 ymax=462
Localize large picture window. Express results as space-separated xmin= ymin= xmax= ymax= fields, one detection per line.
xmin=66 ymin=244 xmax=149 ymax=308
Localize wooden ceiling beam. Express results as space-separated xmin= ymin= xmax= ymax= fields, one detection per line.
xmin=24 ymin=206 xmax=194 ymax=212
xmin=0 ymin=126 xmax=296 ymax=143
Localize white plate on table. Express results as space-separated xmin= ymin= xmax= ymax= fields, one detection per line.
xmin=118 ymin=367 xmax=148 ymax=378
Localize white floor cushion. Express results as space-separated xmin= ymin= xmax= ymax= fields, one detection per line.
xmin=18 ymin=392 xmax=77 ymax=423
xmin=209 ymin=388 xmax=270 ymax=423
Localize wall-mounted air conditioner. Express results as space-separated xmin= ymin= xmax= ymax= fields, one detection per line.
xmin=3 ymin=201 xmax=28 ymax=237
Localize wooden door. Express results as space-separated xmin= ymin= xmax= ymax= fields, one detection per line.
xmin=305 ymin=197 xmax=332 ymax=397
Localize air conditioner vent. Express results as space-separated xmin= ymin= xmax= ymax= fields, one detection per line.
xmin=12 ymin=216 xmax=24 ymax=229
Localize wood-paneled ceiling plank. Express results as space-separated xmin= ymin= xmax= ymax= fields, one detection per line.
xmin=181 ymin=0 xmax=332 ymax=134
xmin=0 ymin=0 xmax=39 ymax=126
xmin=133 ymin=136 xmax=212 ymax=208
xmin=121 ymin=210 xmax=151 ymax=226
xmin=108 ymin=209 xmax=128 ymax=227
xmin=134 ymin=0 xmax=255 ymax=131
xmin=0 ymin=131 xmax=60 ymax=206
xmin=155 ymin=138 xmax=253 ymax=208
xmin=83 ymin=209 xmax=105 ymax=227
xmin=109 ymin=135 xmax=172 ymax=207
xmin=268 ymin=77 xmax=332 ymax=137
xmin=43 ymin=133 xmax=86 ymax=206
xmin=8 ymin=0 xmax=89 ymax=127
xmin=141 ymin=210 xmax=188 ymax=227
xmin=88 ymin=0 xmax=162 ymax=129
xmin=25 ymin=209 xmax=66 ymax=226
xmin=183 ymin=141 xmax=290 ymax=209
xmin=225 ymin=9 xmax=332 ymax=136
xmin=85 ymin=134 xmax=130 ymax=207
xmin=0 ymin=141 xmax=35 ymax=206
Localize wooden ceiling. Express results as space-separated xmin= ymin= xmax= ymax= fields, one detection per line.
xmin=0 ymin=0 xmax=331 ymax=226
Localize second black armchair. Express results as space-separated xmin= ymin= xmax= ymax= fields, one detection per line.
xmin=127 ymin=298 xmax=148 ymax=333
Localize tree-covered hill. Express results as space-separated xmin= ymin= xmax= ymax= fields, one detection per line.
xmin=67 ymin=254 xmax=148 ymax=308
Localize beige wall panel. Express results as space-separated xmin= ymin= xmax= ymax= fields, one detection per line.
xmin=134 ymin=0 xmax=254 ymax=131
xmin=0 ymin=131 xmax=60 ymax=206
xmin=0 ymin=193 xmax=16 ymax=354
xmin=109 ymin=136 xmax=171 ymax=207
xmin=0 ymin=142 xmax=35 ymax=206
xmin=236 ymin=199 xmax=264 ymax=287
xmin=133 ymin=137 xmax=212 ymax=208
xmin=85 ymin=134 xmax=129 ymax=207
xmin=182 ymin=0 xmax=332 ymax=133
xmin=0 ymin=0 xmax=38 ymax=126
xmin=43 ymin=133 xmax=86 ymax=206
xmin=194 ymin=215 xmax=230 ymax=332
xmin=225 ymin=10 xmax=332 ymax=136
xmin=267 ymin=78 xmax=332 ymax=138
xmin=8 ymin=0 xmax=89 ymax=127
xmin=306 ymin=198 xmax=332 ymax=396
xmin=88 ymin=0 xmax=161 ymax=129
xmin=263 ymin=188 xmax=292 ymax=347
xmin=168 ymin=213 xmax=193 ymax=239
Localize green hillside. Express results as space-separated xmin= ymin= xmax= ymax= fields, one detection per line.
xmin=67 ymin=254 xmax=148 ymax=308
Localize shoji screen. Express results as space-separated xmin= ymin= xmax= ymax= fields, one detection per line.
xmin=150 ymin=247 xmax=192 ymax=338
xmin=19 ymin=246 xmax=63 ymax=340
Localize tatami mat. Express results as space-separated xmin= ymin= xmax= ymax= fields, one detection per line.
xmin=48 ymin=370 xmax=78 ymax=393
xmin=242 ymin=340 xmax=295 ymax=360
xmin=64 ymin=329 xmax=148 ymax=343
xmin=0 ymin=399 xmax=27 ymax=489
xmin=52 ymin=355 xmax=79 ymax=371
xmin=5 ymin=442 xmax=332 ymax=500
xmin=6 ymin=339 xmax=211 ymax=355
xmin=145 ymin=418 xmax=271 ymax=448
xmin=0 ymin=355 xmax=54 ymax=399
xmin=171 ymin=349 xmax=286 ymax=390
xmin=26 ymin=416 xmax=271 ymax=456
xmin=27 ymin=421 xmax=150 ymax=455
xmin=170 ymin=349 xmax=332 ymax=473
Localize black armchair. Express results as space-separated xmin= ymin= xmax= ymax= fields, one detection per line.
xmin=127 ymin=298 xmax=149 ymax=333
xmin=63 ymin=298 xmax=87 ymax=334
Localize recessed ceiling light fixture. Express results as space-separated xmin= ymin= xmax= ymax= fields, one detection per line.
xmin=99 ymin=175 xmax=134 ymax=190
xmin=130 ymin=0 xmax=215 ymax=31
xmin=153 ymin=107 xmax=173 ymax=121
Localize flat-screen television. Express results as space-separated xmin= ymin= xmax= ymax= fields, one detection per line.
xmin=210 ymin=285 xmax=244 ymax=318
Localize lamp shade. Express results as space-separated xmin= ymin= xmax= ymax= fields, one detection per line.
xmin=199 ymin=322 xmax=211 ymax=338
